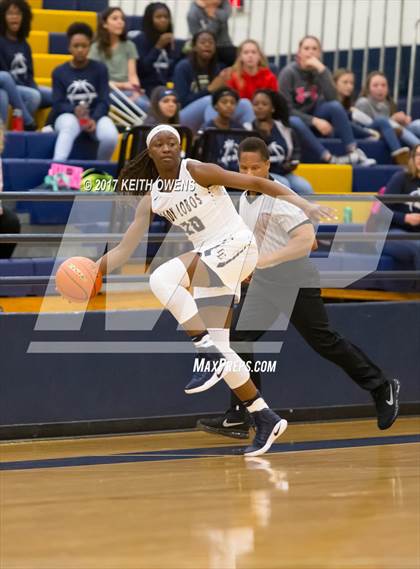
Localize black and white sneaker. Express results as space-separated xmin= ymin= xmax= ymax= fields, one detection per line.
xmin=244 ymin=409 xmax=288 ymax=457
xmin=184 ymin=345 xmax=226 ymax=394
xmin=372 ymin=378 xmax=400 ymax=430
xmin=197 ymin=406 xmax=251 ymax=439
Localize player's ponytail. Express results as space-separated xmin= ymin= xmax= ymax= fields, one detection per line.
xmin=117 ymin=148 xmax=159 ymax=195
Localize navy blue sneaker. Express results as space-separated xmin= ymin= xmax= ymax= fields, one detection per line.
xmin=372 ymin=378 xmax=400 ymax=430
xmin=244 ymin=409 xmax=288 ymax=457
xmin=196 ymin=406 xmax=251 ymax=439
xmin=184 ymin=345 xmax=226 ymax=394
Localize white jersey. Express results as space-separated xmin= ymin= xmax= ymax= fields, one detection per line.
xmin=151 ymin=158 xmax=247 ymax=249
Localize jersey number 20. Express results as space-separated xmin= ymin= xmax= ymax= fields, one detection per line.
xmin=180 ymin=216 xmax=205 ymax=236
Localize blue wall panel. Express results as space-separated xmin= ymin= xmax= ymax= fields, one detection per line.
xmin=1 ymin=302 xmax=419 ymax=429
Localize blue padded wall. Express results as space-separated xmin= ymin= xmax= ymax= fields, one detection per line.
xmin=0 ymin=302 xmax=419 ymax=430
xmin=352 ymin=165 xmax=401 ymax=192
xmin=43 ymin=0 xmax=108 ymax=11
xmin=49 ymin=32 xmax=68 ymax=55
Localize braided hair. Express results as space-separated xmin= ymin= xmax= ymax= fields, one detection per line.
xmin=117 ymin=149 xmax=159 ymax=195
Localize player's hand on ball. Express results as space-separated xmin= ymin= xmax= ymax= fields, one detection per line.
xmin=56 ymin=257 xmax=103 ymax=303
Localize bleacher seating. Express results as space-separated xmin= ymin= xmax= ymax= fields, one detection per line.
xmin=43 ymin=0 xmax=108 ymax=10
xmin=33 ymin=53 xmax=71 ymax=78
xmin=1 ymin=0 xmax=418 ymax=298
xmin=300 ymin=139 xmax=393 ymax=165
xmin=352 ymin=165 xmax=401 ymax=193
xmin=2 ymin=158 xmax=117 ymax=191
xmin=31 ymin=8 xmax=97 ymax=33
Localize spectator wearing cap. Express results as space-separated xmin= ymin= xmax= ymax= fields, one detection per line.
xmin=203 ymin=87 xmax=243 ymax=130
xmin=143 ymin=85 xmax=180 ymax=126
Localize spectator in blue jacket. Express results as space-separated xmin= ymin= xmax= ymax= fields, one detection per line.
xmin=248 ymin=89 xmax=313 ymax=195
xmin=381 ymin=144 xmax=420 ymax=290
xmin=201 ymin=87 xmax=244 ymax=171
xmin=0 ymin=0 xmax=52 ymax=127
xmin=51 ymin=23 xmax=118 ymax=161
xmin=174 ymin=30 xmax=253 ymax=133
xmin=133 ymin=2 xmax=182 ymax=97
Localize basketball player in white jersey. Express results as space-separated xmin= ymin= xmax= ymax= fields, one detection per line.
xmin=97 ymin=125 xmax=331 ymax=456
xmin=197 ymin=137 xmax=400 ymax=440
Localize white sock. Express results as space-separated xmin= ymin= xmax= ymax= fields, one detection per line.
xmin=208 ymin=328 xmax=250 ymax=389
xmin=246 ymin=397 xmax=269 ymax=413
xmin=193 ymin=333 xmax=214 ymax=348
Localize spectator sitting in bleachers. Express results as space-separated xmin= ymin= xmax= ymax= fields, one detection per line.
xmin=89 ymin=7 xmax=149 ymax=113
xmin=134 ymin=2 xmax=182 ymax=98
xmin=0 ymin=0 xmax=52 ymax=129
xmin=226 ymin=39 xmax=278 ymax=101
xmin=355 ymin=71 xmax=420 ymax=150
xmin=143 ymin=85 xmax=180 ymax=126
xmin=246 ymin=89 xmax=313 ymax=195
xmin=187 ymin=0 xmax=236 ymax=66
xmin=381 ymin=144 xmax=420 ymax=290
xmin=174 ymin=30 xmax=254 ymax=133
xmin=51 ymin=22 xmax=118 ymax=161
xmin=200 ymin=87 xmax=244 ymax=171
xmin=279 ymin=35 xmax=375 ymax=166
xmin=203 ymin=86 xmax=242 ymax=129
xmin=334 ymin=68 xmax=410 ymax=165
xmin=0 ymin=119 xmax=20 ymax=258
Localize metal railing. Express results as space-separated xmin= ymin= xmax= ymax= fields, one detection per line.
xmin=2 ymin=192 xmax=420 ymax=203
xmin=1 ymin=192 xmax=419 ymax=287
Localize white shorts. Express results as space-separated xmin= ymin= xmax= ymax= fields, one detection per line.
xmin=193 ymin=229 xmax=258 ymax=302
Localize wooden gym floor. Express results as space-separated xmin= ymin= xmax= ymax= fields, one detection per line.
xmin=1 ymin=417 xmax=419 ymax=569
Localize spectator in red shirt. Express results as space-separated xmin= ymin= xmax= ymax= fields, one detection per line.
xmin=227 ymin=39 xmax=278 ymax=100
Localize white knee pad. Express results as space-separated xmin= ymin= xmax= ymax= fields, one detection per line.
xmin=208 ymin=328 xmax=250 ymax=389
xmin=149 ymin=258 xmax=198 ymax=324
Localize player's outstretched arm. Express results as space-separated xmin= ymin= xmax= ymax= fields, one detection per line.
xmin=97 ymin=195 xmax=152 ymax=274
xmin=188 ymin=162 xmax=334 ymax=221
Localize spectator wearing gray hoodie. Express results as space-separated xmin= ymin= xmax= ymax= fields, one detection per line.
xmin=279 ymin=35 xmax=375 ymax=166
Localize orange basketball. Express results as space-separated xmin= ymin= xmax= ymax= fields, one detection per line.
xmin=56 ymin=257 xmax=103 ymax=303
